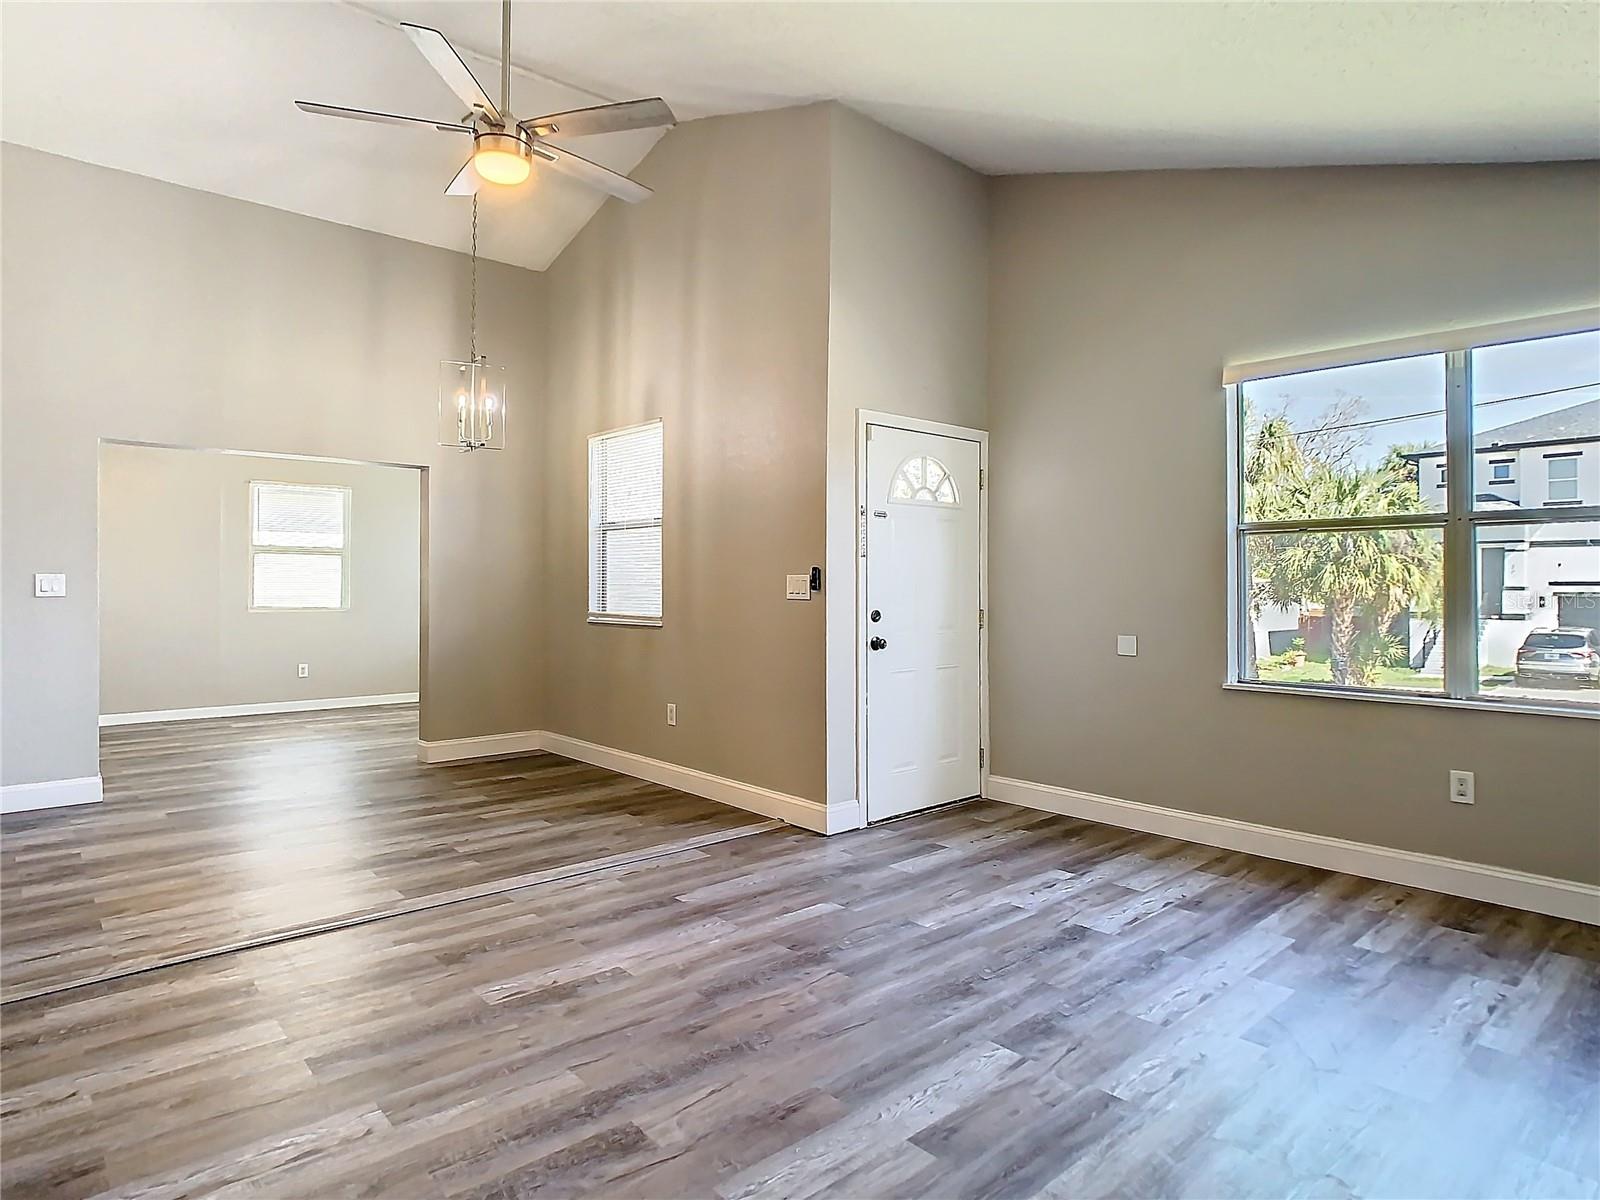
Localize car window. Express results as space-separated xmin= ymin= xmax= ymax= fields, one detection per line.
xmin=1524 ymin=632 xmax=1587 ymax=649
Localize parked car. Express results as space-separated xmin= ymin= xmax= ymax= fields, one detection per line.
xmin=1515 ymin=627 xmax=1600 ymax=687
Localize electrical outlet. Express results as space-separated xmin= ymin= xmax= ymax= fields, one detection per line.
xmin=666 ymin=703 xmax=677 ymax=727
xmin=1449 ymin=769 xmax=1474 ymax=805
xmin=298 ymin=663 xmax=310 ymax=679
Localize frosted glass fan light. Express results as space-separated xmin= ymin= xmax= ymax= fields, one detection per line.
xmin=438 ymin=357 xmax=506 ymax=452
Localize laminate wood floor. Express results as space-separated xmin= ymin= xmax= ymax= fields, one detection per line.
xmin=0 ymin=707 xmax=771 ymax=1001
xmin=3 ymin=800 xmax=1597 ymax=1199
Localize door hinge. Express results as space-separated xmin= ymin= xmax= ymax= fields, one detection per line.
xmin=979 ymin=747 xmax=986 ymax=768
xmin=979 ymin=468 xmax=985 ymax=490
xmin=978 ymin=608 xmax=985 ymax=630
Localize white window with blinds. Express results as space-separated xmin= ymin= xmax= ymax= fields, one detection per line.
xmin=588 ymin=420 xmax=663 ymax=625
xmin=249 ymin=481 xmax=350 ymax=610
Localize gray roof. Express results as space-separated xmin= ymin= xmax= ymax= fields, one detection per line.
xmin=1406 ymin=398 xmax=1598 ymax=458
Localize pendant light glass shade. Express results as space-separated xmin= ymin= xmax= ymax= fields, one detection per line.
xmin=438 ymin=357 xmax=507 ymax=452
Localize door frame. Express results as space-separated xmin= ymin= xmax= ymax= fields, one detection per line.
xmin=855 ymin=409 xmax=990 ymax=825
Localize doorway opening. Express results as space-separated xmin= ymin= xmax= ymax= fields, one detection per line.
xmin=97 ymin=441 xmax=425 ymax=727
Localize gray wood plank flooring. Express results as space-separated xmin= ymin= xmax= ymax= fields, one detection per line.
xmin=4 ymin=776 xmax=1597 ymax=1198
xmin=0 ymin=707 xmax=769 ymax=1000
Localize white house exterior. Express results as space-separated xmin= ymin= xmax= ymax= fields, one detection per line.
xmin=1408 ymin=398 xmax=1600 ymax=671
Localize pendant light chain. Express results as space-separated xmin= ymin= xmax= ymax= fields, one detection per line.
xmin=469 ymin=193 xmax=479 ymax=363
xmin=437 ymin=183 xmax=502 ymax=454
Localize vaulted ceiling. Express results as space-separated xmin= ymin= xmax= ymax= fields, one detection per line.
xmin=5 ymin=2 xmax=1597 ymax=271
xmin=0 ymin=2 xmax=665 ymax=271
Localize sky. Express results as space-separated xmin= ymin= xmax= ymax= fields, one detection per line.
xmin=1241 ymin=329 xmax=1599 ymax=473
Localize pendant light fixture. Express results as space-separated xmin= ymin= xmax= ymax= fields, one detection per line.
xmin=438 ymin=195 xmax=506 ymax=452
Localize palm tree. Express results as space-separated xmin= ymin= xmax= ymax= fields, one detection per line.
xmin=1244 ymin=410 xmax=1441 ymax=686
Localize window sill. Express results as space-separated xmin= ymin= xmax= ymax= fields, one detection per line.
xmin=587 ymin=615 xmax=663 ymax=628
xmin=248 ymin=606 xmax=350 ymax=613
xmin=1222 ymin=680 xmax=1600 ymax=719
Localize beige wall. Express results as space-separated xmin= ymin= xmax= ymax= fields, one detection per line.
xmin=824 ymin=107 xmax=989 ymax=810
xmin=2 ymin=145 xmax=545 ymax=785
xmin=539 ymin=106 xmax=834 ymax=803
xmin=8 ymin=125 xmax=1595 ymax=890
xmin=99 ymin=445 xmax=420 ymax=715
xmin=988 ymin=163 xmax=1600 ymax=883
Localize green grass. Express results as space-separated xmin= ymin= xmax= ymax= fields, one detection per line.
xmin=1256 ymin=659 xmax=1441 ymax=691
xmin=1256 ymin=659 xmax=1518 ymax=691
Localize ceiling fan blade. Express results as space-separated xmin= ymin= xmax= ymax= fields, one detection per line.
xmin=445 ymin=159 xmax=480 ymax=197
xmin=400 ymin=22 xmax=501 ymax=123
xmin=295 ymin=100 xmax=470 ymax=133
xmin=519 ymin=97 xmax=676 ymax=140
xmin=537 ymin=144 xmax=653 ymax=203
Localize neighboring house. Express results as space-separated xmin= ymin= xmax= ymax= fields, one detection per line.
xmin=1251 ymin=399 xmax=1600 ymax=673
xmin=1405 ymin=398 xmax=1600 ymax=671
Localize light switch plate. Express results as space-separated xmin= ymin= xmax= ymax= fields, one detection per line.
xmin=34 ymin=573 xmax=67 ymax=598
xmin=1116 ymin=634 xmax=1138 ymax=657
xmin=786 ymin=574 xmax=811 ymax=601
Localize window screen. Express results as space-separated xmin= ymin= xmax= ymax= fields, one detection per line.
xmin=588 ymin=422 xmax=663 ymax=623
xmin=250 ymin=482 xmax=349 ymax=609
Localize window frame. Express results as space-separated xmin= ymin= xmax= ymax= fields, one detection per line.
xmin=248 ymin=480 xmax=352 ymax=612
xmin=1224 ymin=311 xmax=1600 ymax=719
xmin=1546 ymin=454 xmax=1581 ymax=504
xmin=586 ymin=419 xmax=664 ymax=628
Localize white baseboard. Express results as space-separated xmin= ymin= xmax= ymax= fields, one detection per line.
xmin=539 ymin=732 xmax=842 ymax=834
xmin=416 ymin=730 xmax=546 ymax=763
xmin=987 ymin=775 xmax=1600 ymax=926
xmin=101 ymin=693 xmax=419 ymax=727
xmin=418 ymin=728 xmax=846 ymax=834
xmin=1 ymin=775 xmax=103 ymax=814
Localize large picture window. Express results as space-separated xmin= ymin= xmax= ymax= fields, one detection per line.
xmin=249 ymin=481 xmax=350 ymax=610
xmin=588 ymin=420 xmax=663 ymax=625
xmin=1229 ymin=323 xmax=1599 ymax=712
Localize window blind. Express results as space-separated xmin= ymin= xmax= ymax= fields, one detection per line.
xmin=253 ymin=483 xmax=347 ymax=549
xmin=252 ymin=552 xmax=344 ymax=610
xmin=250 ymin=482 xmax=348 ymax=609
xmin=588 ymin=422 xmax=663 ymax=622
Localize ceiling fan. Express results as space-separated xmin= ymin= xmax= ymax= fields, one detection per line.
xmin=296 ymin=0 xmax=673 ymax=202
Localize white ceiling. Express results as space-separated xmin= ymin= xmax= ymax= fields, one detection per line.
xmin=5 ymin=2 xmax=1598 ymax=271
xmin=378 ymin=1 xmax=1600 ymax=175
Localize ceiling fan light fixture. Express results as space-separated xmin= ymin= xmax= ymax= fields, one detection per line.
xmin=297 ymin=0 xmax=673 ymax=202
xmin=472 ymin=130 xmax=532 ymax=186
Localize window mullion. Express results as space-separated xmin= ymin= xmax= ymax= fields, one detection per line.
xmin=1442 ymin=350 xmax=1476 ymax=700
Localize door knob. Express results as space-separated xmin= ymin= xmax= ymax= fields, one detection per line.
xmin=869 ymin=636 xmax=887 ymax=651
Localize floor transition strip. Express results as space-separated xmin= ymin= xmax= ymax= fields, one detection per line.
xmin=1 ymin=819 xmax=783 ymax=1007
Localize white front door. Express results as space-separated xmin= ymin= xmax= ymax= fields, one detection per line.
xmin=864 ymin=423 xmax=982 ymax=822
